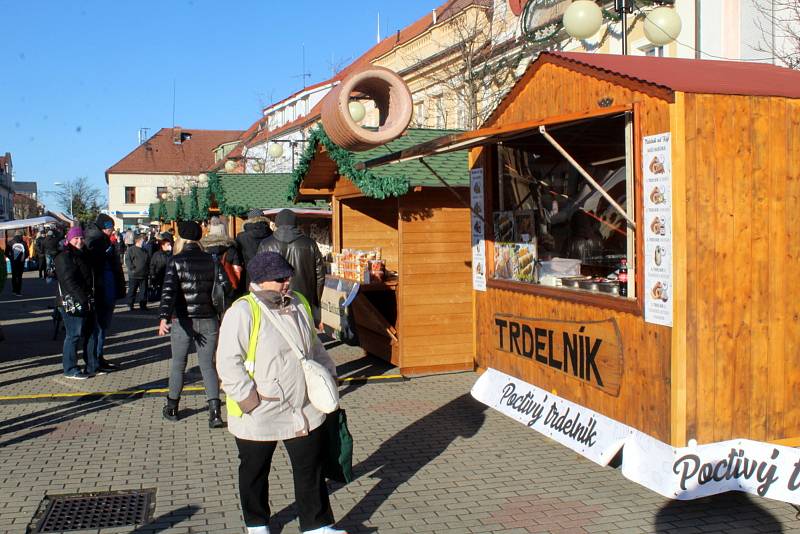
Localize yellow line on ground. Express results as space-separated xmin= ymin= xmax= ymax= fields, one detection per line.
xmin=0 ymin=375 xmax=405 ymax=401
xmin=0 ymin=386 xmax=206 ymax=401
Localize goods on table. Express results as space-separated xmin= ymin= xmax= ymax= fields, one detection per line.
xmin=331 ymin=248 xmax=385 ymax=283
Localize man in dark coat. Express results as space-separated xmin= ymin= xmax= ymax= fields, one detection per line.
xmin=125 ymin=233 xmax=150 ymax=311
xmin=5 ymin=230 xmax=29 ymax=296
xmin=149 ymin=232 xmax=173 ymax=302
xmin=85 ymin=213 xmax=126 ymax=372
xmin=257 ymin=209 xmax=325 ymax=326
xmin=42 ymin=230 xmax=61 ymax=276
xmin=34 ymin=231 xmax=46 ymax=278
xmin=235 ymin=208 xmax=272 ymax=286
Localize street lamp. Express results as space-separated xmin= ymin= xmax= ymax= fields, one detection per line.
xmin=266 ymin=138 xmax=310 ymax=170
xmin=53 ymin=181 xmax=74 ymax=219
xmin=563 ymin=0 xmax=681 ymax=55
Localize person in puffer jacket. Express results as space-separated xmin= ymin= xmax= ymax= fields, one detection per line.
xmin=158 ymin=221 xmax=223 ymax=429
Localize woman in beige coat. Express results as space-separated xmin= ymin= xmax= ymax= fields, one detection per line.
xmin=216 ymin=252 xmax=346 ymax=534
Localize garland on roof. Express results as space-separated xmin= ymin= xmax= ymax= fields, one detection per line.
xmin=207 ymin=172 xmax=249 ymax=217
xmin=158 ymin=199 xmax=168 ymax=222
xmin=148 ymin=203 xmax=157 ymax=221
xmin=175 ymin=196 xmax=185 ymax=221
xmin=188 ymin=186 xmax=201 ymax=221
xmin=288 ymin=126 xmax=411 ymax=201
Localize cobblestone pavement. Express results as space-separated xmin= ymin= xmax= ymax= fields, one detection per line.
xmin=2 ymin=273 xmax=799 ymax=533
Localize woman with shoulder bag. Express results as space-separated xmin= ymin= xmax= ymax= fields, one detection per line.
xmin=216 ymin=252 xmax=346 ymax=534
xmin=54 ymin=226 xmax=98 ymax=379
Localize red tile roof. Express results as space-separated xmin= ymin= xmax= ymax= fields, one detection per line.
xmin=106 ymin=128 xmax=243 ymax=181
xmin=545 ymin=51 xmax=800 ymax=99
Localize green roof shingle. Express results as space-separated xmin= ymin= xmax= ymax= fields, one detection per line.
xmin=290 ymin=126 xmax=469 ymax=200
xmin=214 ymin=173 xmax=322 ymax=216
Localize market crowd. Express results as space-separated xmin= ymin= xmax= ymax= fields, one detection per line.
xmin=2 ymin=208 xmax=346 ymax=534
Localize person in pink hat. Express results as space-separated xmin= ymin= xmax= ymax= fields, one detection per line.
xmin=54 ymin=226 xmax=99 ymax=378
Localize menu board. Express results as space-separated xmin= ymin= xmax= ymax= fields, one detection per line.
xmin=642 ymin=133 xmax=673 ymax=327
xmin=470 ymin=168 xmax=487 ymax=291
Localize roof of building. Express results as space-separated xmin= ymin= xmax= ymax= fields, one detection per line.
xmin=550 ymin=51 xmax=800 ymax=99
xmin=292 ymin=127 xmax=468 ymax=200
xmin=106 ymin=128 xmax=244 ymax=181
xmin=12 ymin=181 xmax=37 ymax=195
xmin=214 ymin=173 xmax=323 ymax=216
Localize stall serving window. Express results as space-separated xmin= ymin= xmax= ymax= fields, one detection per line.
xmin=491 ymin=112 xmax=636 ymax=299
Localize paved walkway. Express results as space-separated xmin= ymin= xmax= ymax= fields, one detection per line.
xmin=1 ymin=273 xmax=799 ymax=533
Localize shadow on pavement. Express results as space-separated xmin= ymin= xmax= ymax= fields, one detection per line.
xmin=654 ymin=491 xmax=786 ymax=533
xmin=130 ymin=504 xmax=200 ymax=533
xmin=0 ymin=376 xmax=203 ymax=448
xmin=269 ymin=393 xmax=487 ymax=533
xmin=336 ymin=354 xmax=397 ymax=401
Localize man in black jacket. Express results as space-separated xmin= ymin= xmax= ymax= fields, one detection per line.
xmin=235 ymin=208 xmax=272 ymax=286
xmin=34 ymin=230 xmax=46 ymax=278
xmin=85 ymin=214 xmax=126 ymax=372
xmin=125 ymin=233 xmax=150 ymax=311
xmin=257 ymin=209 xmax=325 ymax=326
xmin=149 ymin=232 xmax=173 ymax=302
xmin=54 ymin=226 xmax=98 ymax=379
xmin=42 ymin=230 xmax=61 ymax=277
xmin=158 ymin=221 xmax=223 ymax=428
xmin=5 ymin=230 xmax=29 ymax=296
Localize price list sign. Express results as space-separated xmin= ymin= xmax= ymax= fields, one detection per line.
xmin=470 ymin=168 xmax=487 ymax=291
xmin=642 ymin=133 xmax=673 ymax=327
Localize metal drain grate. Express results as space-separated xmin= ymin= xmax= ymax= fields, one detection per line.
xmin=28 ymin=488 xmax=156 ymax=533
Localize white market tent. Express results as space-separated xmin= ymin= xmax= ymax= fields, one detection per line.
xmin=0 ymin=216 xmax=60 ymax=231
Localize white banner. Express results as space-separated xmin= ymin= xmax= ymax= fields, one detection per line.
xmin=642 ymin=133 xmax=673 ymax=327
xmin=470 ymin=168 xmax=487 ymax=292
xmin=473 ymin=368 xmax=800 ymax=505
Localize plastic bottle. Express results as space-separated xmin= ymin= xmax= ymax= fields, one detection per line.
xmin=619 ymin=258 xmax=628 ymax=297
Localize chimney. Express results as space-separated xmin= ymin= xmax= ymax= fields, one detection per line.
xmin=172 ymin=126 xmax=183 ymax=144
xmin=432 ymin=9 xmax=437 ymax=24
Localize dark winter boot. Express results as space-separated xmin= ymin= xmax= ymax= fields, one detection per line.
xmin=208 ymin=399 xmax=224 ymax=429
xmin=162 ymin=397 xmax=179 ymax=422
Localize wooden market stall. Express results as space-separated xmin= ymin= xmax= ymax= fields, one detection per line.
xmin=363 ymin=51 xmax=800 ymax=447
xmin=293 ymin=127 xmax=473 ymax=375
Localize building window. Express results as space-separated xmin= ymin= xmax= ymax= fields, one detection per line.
xmin=156 ymin=186 xmax=168 ymax=200
xmin=644 ymin=45 xmax=664 ymax=57
xmin=125 ymin=186 xmax=136 ymax=204
xmin=414 ymin=101 xmax=426 ymax=127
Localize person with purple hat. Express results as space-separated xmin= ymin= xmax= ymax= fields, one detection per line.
xmin=54 ymin=226 xmax=99 ymax=379
xmin=216 ymin=251 xmax=345 ymax=534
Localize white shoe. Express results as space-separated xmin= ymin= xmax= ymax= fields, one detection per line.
xmin=303 ymin=526 xmax=347 ymax=534
xmin=246 ymin=526 xmax=270 ymax=534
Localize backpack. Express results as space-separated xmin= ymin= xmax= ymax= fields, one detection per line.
xmin=11 ymin=242 xmax=25 ymax=261
xmin=210 ymin=252 xmax=235 ymax=317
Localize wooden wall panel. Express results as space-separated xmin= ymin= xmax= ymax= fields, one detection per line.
xmin=340 ymin=197 xmax=399 ymax=272
xmin=476 ymin=288 xmax=672 ymax=440
xmin=684 ymin=95 xmax=800 ymax=443
xmin=399 ymin=189 xmax=473 ymax=372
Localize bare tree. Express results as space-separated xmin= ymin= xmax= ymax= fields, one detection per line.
xmin=54 ymin=177 xmax=105 ymax=223
xmin=407 ymin=7 xmax=527 ymax=130
xmin=754 ymin=0 xmax=800 ymax=69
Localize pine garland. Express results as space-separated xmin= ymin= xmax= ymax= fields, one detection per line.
xmin=148 ymin=203 xmax=157 ymax=220
xmin=207 ymin=172 xmax=227 ymax=215
xmin=158 ymin=199 xmax=167 ymax=221
xmin=188 ymin=186 xmax=201 ymax=221
xmin=175 ymin=196 xmax=185 ymax=221
xmin=288 ymin=125 xmax=410 ymax=201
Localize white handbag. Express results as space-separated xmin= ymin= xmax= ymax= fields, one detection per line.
xmin=264 ymin=305 xmax=340 ymax=414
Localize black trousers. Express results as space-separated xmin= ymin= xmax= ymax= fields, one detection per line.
xmin=10 ymin=261 xmax=23 ymax=294
xmin=126 ymin=278 xmax=148 ymax=306
xmin=235 ymin=424 xmax=334 ymax=531
xmin=37 ymin=255 xmax=45 ymax=278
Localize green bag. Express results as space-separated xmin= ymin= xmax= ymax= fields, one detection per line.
xmin=322 ymin=408 xmax=353 ymax=484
